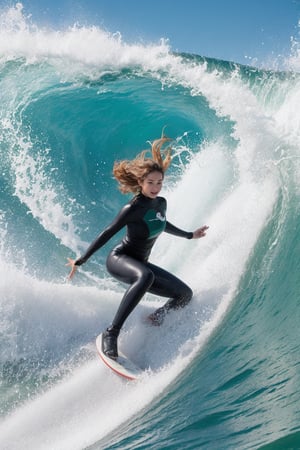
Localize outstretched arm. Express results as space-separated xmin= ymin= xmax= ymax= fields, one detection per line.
xmin=66 ymin=203 xmax=132 ymax=280
xmin=165 ymin=222 xmax=209 ymax=240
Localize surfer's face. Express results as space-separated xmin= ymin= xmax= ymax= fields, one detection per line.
xmin=139 ymin=171 xmax=164 ymax=199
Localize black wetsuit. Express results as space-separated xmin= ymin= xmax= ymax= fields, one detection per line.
xmin=75 ymin=193 xmax=193 ymax=331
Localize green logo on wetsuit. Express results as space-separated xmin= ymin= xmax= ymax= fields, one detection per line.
xmin=143 ymin=209 xmax=166 ymax=239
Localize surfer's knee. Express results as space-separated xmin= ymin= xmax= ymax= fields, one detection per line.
xmin=186 ymin=285 xmax=193 ymax=302
xmin=176 ymin=280 xmax=193 ymax=305
xmin=138 ymin=266 xmax=155 ymax=289
xmin=149 ymin=285 xmax=193 ymax=326
xmin=180 ymin=284 xmax=193 ymax=307
xmin=169 ymin=284 xmax=193 ymax=309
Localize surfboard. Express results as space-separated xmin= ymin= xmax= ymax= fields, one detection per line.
xmin=95 ymin=334 xmax=143 ymax=381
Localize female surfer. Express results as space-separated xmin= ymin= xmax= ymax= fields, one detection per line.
xmin=67 ymin=135 xmax=208 ymax=359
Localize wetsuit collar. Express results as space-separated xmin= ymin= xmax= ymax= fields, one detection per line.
xmin=137 ymin=192 xmax=156 ymax=202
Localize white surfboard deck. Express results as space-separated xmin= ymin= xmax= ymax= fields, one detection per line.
xmin=96 ymin=334 xmax=143 ymax=381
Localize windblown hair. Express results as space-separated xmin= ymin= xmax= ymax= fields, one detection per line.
xmin=113 ymin=135 xmax=172 ymax=194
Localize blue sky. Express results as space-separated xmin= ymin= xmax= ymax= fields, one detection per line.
xmin=7 ymin=0 xmax=300 ymax=66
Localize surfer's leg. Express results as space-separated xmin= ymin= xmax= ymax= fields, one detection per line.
xmin=103 ymin=252 xmax=155 ymax=357
xmin=147 ymin=263 xmax=193 ymax=325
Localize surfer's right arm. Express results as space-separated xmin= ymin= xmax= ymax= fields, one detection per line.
xmin=66 ymin=203 xmax=132 ymax=279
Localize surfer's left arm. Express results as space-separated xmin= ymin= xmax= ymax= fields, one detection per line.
xmin=165 ymin=222 xmax=209 ymax=239
xmin=192 ymin=225 xmax=209 ymax=238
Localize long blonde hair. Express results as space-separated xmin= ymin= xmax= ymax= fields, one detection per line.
xmin=113 ymin=135 xmax=172 ymax=194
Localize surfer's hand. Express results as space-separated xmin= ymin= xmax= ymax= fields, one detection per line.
xmin=192 ymin=225 xmax=209 ymax=239
xmin=66 ymin=258 xmax=77 ymax=280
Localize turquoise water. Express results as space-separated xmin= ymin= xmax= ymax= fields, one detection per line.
xmin=0 ymin=5 xmax=300 ymax=449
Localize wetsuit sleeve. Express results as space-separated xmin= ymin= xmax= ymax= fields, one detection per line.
xmin=165 ymin=221 xmax=193 ymax=239
xmin=75 ymin=203 xmax=132 ymax=266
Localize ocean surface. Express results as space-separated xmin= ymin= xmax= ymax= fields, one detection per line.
xmin=0 ymin=4 xmax=300 ymax=450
